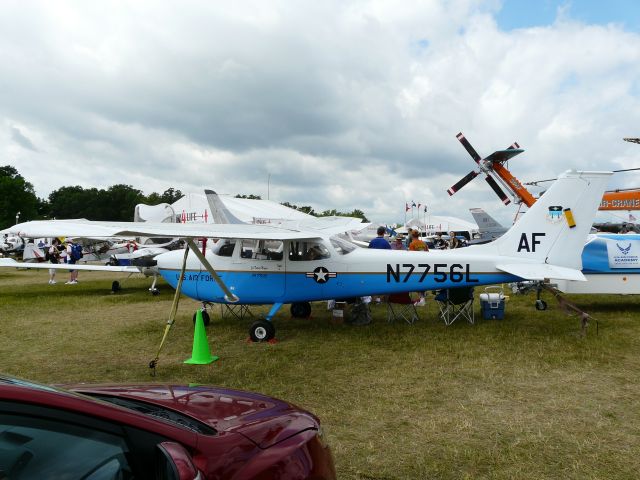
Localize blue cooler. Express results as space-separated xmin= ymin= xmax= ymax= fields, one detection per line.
xmin=480 ymin=286 xmax=505 ymax=320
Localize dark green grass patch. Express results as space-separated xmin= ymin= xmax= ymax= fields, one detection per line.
xmin=1 ymin=269 xmax=640 ymax=479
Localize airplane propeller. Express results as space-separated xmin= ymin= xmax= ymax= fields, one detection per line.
xmin=447 ymin=132 xmax=523 ymax=206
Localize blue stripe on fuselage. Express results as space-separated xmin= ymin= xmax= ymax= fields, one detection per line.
xmin=159 ymin=269 xmax=516 ymax=304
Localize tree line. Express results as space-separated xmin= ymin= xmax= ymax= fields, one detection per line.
xmin=1 ymin=165 xmax=368 ymax=229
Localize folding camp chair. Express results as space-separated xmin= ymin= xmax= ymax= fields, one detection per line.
xmin=386 ymin=293 xmax=419 ymax=324
xmin=434 ymin=287 xmax=474 ymax=326
xmin=220 ymin=303 xmax=253 ymax=321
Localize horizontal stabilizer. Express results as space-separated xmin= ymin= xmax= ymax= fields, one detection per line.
xmin=484 ymin=149 xmax=524 ymax=164
xmin=0 ymin=258 xmax=140 ymax=273
xmin=496 ymin=263 xmax=586 ymax=281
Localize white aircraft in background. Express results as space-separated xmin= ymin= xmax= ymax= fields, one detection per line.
xmin=1 ymin=171 xmax=611 ymax=343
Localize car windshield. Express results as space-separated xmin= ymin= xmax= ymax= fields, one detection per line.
xmin=0 ymin=375 xmax=61 ymax=394
xmin=0 ymin=374 xmax=216 ymax=435
xmin=330 ymin=234 xmax=357 ymax=255
xmin=88 ymin=394 xmax=217 ymax=435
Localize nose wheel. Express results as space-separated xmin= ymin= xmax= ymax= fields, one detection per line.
xmin=192 ymin=309 xmax=211 ymax=326
xmin=249 ymin=320 xmax=275 ymax=342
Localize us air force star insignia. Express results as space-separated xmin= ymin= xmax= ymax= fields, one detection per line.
xmin=305 ymin=267 xmax=337 ymax=284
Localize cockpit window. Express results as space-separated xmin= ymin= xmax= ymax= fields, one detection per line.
xmin=288 ymin=241 xmax=331 ymax=261
xmin=330 ymin=235 xmax=357 ymax=255
xmin=212 ymin=239 xmax=236 ymax=257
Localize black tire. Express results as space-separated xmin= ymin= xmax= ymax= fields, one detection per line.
xmin=192 ymin=310 xmax=211 ymax=326
xmin=111 ymin=281 xmax=121 ymax=293
xmin=249 ymin=320 xmax=275 ymax=342
xmin=290 ymin=302 xmax=312 ymax=318
xmin=535 ymin=299 xmax=547 ymax=311
xmin=151 ymin=288 xmax=160 ymax=296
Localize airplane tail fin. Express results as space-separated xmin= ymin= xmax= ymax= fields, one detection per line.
xmin=480 ymin=170 xmax=611 ymax=274
xmin=204 ymin=190 xmax=245 ymax=224
xmin=469 ymin=208 xmax=507 ymax=237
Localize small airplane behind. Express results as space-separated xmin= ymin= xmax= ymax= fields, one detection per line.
xmin=3 ymin=170 xmax=611 ymax=342
xmin=469 ymin=208 xmax=509 ymax=243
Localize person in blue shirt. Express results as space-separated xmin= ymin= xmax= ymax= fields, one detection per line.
xmin=368 ymin=226 xmax=391 ymax=250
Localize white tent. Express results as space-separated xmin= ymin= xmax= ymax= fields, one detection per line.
xmin=402 ymin=215 xmax=478 ymax=239
xmin=167 ymin=194 xmax=313 ymax=224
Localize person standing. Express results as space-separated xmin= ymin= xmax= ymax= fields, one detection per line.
xmin=408 ymin=230 xmax=429 ymax=251
xmin=66 ymin=240 xmax=80 ymax=284
xmin=391 ymin=235 xmax=406 ymax=250
xmin=367 ymin=226 xmax=391 ymax=307
xmin=405 ymin=228 xmax=413 ymax=250
xmin=408 ymin=230 xmax=428 ymax=306
xmin=448 ymin=231 xmax=461 ymax=249
xmin=47 ymin=239 xmax=61 ymax=284
xmin=368 ymin=226 xmax=391 ymax=250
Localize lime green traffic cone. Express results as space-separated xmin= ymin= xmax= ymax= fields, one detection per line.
xmin=184 ymin=310 xmax=219 ymax=365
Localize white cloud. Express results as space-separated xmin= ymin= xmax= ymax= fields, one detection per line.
xmin=0 ymin=0 xmax=639 ymax=226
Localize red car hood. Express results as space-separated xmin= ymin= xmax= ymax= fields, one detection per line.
xmin=65 ymin=383 xmax=318 ymax=448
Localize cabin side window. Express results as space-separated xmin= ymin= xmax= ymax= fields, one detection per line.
xmin=240 ymin=239 xmax=284 ymax=260
xmin=288 ymin=241 xmax=331 ymax=261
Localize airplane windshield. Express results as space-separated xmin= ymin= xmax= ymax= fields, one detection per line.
xmin=330 ymin=235 xmax=357 ymax=255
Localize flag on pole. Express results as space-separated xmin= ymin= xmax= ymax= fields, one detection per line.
xmin=411 ymin=201 xmax=417 ymax=208
xmin=405 ymin=202 xmax=410 ymax=212
xmin=630 ymin=213 xmax=637 ymax=222
xmin=424 ymin=205 xmax=428 ymax=213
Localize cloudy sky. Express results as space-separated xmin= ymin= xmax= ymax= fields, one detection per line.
xmin=2 ymin=0 xmax=640 ymax=225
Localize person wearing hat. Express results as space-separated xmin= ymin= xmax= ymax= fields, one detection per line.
xmin=391 ymin=234 xmax=406 ymax=250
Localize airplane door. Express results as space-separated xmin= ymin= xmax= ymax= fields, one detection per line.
xmin=230 ymin=239 xmax=285 ymax=301
xmin=285 ymin=239 xmax=333 ymax=300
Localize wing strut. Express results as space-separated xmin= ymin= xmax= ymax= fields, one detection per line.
xmin=149 ymin=245 xmax=190 ymax=375
xmin=184 ymin=239 xmax=239 ymax=303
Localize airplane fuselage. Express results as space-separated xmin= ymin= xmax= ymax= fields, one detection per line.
xmin=156 ymin=243 xmax=519 ymax=304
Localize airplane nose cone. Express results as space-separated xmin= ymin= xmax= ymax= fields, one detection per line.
xmin=155 ymin=248 xmax=202 ymax=271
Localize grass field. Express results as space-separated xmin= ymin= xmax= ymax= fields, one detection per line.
xmin=1 ymin=268 xmax=639 ymax=479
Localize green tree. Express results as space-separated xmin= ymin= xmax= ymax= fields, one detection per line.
xmin=236 ymin=194 xmax=262 ymax=200
xmin=145 ymin=188 xmax=184 ymax=205
xmin=280 ymin=201 xmax=316 ymax=216
xmin=49 ymin=184 xmax=144 ymax=221
xmin=0 ymin=165 xmax=38 ymax=228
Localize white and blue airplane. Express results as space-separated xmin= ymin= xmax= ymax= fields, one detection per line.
xmin=1 ymin=170 xmax=611 ymax=341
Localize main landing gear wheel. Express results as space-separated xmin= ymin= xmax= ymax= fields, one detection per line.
xmin=111 ymin=281 xmax=121 ymax=293
xmin=535 ymin=299 xmax=548 ymax=311
xmin=192 ymin=310 xmax=211 ymax=326
xmin=290 ymin=302 xmax=312 ymax=318
xmin=249 ymin=320 xmax=275 ymax=342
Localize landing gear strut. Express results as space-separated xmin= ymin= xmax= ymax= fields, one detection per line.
xmin=248 ymin=303 xmax=282 ymax=342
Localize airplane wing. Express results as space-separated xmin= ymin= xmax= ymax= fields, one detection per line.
xmin=6 ymin=220 xmax=327 ymax=241
xmin=496 ymin=263 xmax=586 ymax=281
xmin=0 ymin=258 xmax=140 ymax=273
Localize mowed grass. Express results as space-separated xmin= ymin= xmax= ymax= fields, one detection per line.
xmin=1 ymin=269 xmax=640 ymax=479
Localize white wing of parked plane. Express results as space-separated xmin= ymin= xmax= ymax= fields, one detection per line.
xmin=4 ymin=220 xmax=332 ymax=241
xmin=0 ymin=258 xmax=140 ymax=272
